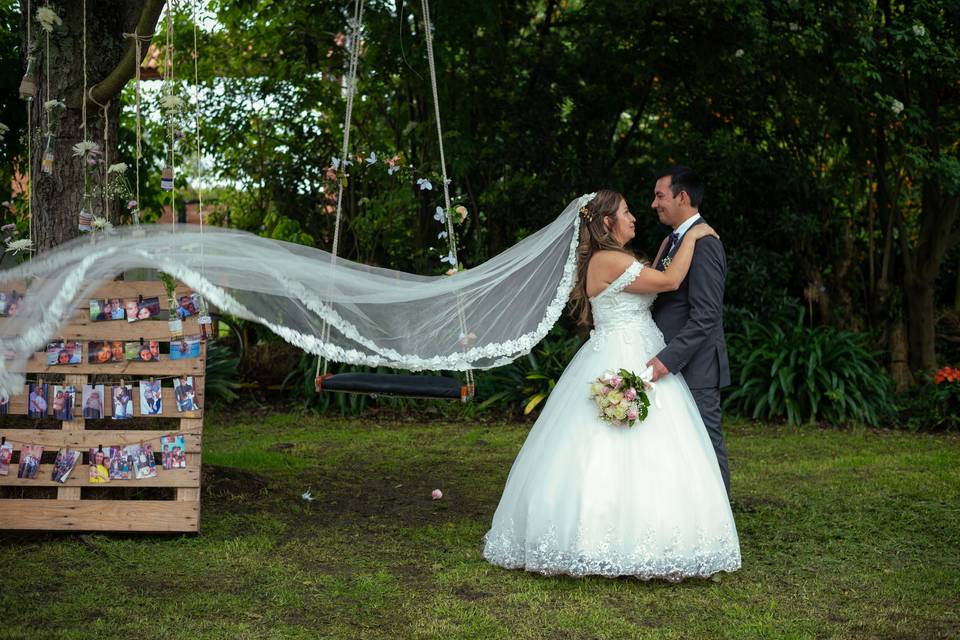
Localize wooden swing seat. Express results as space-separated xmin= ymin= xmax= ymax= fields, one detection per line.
xmin=316 ymin=372 xmax=474 ymax=402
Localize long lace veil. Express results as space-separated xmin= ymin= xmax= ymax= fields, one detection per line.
xmin=0 ymin=194 xmax=594 ymax=395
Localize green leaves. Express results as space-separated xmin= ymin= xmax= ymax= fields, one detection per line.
xmin=725 ymin=312 xmax=896 ymax=427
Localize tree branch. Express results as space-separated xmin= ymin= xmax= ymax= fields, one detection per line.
xmin=88 ymin=0 xmax=166 ymax=105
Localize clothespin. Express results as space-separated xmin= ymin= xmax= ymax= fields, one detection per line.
xmin=138 ymin=294 xmax=143 ymax=304
xmin=98 ymin=444 xmax=103 ymax=453
xmin=1 ymin=436 xmax=5 ymax=445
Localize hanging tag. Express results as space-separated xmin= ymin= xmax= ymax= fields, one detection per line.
xmin=168 ymin=318 xmax=183 ymax=337
xmin=161 ymin=166 xmax=174 ymax=191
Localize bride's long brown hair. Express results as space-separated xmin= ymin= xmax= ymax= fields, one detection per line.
xmin=569 ymin=189 xmax=635 ymax=327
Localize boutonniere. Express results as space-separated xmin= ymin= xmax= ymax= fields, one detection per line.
xmin=662 ymin=255 xmax=672 ymax=269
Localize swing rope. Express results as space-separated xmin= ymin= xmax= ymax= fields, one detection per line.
xmin=315 ymin=0 xmax=473 ymax=399
xmin=317 ymin=0 xmax=364 ymax=379
xmin=419 ymin=0 xmax=474 ymax=394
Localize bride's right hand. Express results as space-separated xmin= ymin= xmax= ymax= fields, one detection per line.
xmin=689 ymin=224 xmax=719 ymax=241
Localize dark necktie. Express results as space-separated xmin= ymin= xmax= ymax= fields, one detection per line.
xmin=668 ymin=232 xmax=680 ymax=255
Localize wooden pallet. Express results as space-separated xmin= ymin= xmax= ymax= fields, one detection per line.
xmin=0 ymin=281 xmax=206 ymax=533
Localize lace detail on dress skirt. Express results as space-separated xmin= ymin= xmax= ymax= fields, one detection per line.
xmin=482 ymin=519 xmax=741 ymax=582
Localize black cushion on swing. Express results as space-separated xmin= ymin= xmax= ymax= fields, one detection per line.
xmin=318 ymin=372 xmax=465 ymax=400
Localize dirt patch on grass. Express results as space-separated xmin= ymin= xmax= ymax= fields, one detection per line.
xmin=203 ymin=464 xmax=271 ymax=505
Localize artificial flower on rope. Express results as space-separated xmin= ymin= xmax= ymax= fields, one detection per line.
xmin=72 ymin=140 xmax=100 ymax=158
xmin=35 ymin=5 xmax=62 ymax=32
xmin=91 ymin=216 xmax=113 ymax=233
xmin=160 ymin=93 xmax=184 ymax=114
xmin=107 ymin=163 xmax=128 ymax=174
xmin=5 ymin=238 xmax=34 ymax=255
xmin=43 ymin=99 xmax=65 ymax=112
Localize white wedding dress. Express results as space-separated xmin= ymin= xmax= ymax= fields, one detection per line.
xmin=483 ymin=260 xmax=741 ymax=580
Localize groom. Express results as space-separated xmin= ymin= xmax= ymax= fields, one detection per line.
xmin=646 ymin=166 xmax=732 ymax=499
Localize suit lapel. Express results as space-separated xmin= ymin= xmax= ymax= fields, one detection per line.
xmin=657 ymin=217 xmax=706 ymax=272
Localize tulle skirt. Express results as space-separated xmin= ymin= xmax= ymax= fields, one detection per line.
xmin=482 ymin=330 xmax=741 ymax=580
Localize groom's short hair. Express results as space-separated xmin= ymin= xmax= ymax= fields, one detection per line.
xmin=657 ymin=166 xmax=704 ymax=208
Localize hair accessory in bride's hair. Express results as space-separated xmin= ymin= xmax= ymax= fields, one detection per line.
xmin=577 ymin=192 xmax=598 ymax=223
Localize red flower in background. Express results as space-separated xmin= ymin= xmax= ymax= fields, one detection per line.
xmin=934 ymin=366 xmax=960 ymax=385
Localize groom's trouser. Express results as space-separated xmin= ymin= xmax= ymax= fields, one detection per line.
xmin=689 ymin=387 xmax=730 ymax=499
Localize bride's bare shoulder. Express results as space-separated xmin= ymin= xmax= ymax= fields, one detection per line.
xmin=588 ymin=251 xmax=635 ymax=275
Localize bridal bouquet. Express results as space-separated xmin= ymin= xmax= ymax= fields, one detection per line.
xmin=590 ymin=368 xmax=653 ymax=427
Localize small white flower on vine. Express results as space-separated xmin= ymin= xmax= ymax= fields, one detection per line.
xmin=789 ymin=22 xmax=799 ymax=31
xmin=160 ymin=94 xmax=184 ymax=112
xmin=0 ymin=123 xmax=8 ymax=140
xmin=107 ymin=162 xmax=128 ymax=174
xmin=912 ymin=24 xmax=925 ymax=37
xmin=890 ymin=99 xmax=904 ymax=115
xmin=365 ymin=151 xmax=377 ymax=165
xmin=301 ymin=490 xmax=314 ymax=502
xmin=127 ymin=199 xmax=138 ymax=210
xmin=417 ymin=178 xmax=433 ymax=191
xmin=440 ymin=251 xmax=456 ymax=265
xmin=35 ymin=6 xmax=62 ymax=32
xmin=330 ymin=156 xmax=352 ymax=171
xmin=72 ymin=140 xmax=100 ymax=157
xmin=1 ymin=223 xmax=16 ymax=233
xmin=5 ymin=238 xmax=34 ymax=254
xmin=43 ymin=99 xmax=65 ymax=111
xmin=433 ymin=206 xmax=446 ymax=223
xmin=734 ymin=49 xmax=744 ymax=58
xmin=388 ymin=165 xmax=400 ymax=175
xmin=91 ymin=216 xmax=113 ymax=232
xmin=437 ymin=231 xmax=448 ymax=239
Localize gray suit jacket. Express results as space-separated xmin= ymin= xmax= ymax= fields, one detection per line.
xmin=650 ymin=218 xmax=731 ymax=389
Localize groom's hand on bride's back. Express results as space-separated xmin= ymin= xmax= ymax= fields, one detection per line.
xmin=645 ymin=356 xmax=669 ymax=381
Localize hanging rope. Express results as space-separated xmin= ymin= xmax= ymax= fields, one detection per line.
xmin=121 ymin=30 xmax=152 ymax=226
xmin=81 ymin=0 xmax=87 ymax=144
xmin=164 ymin=0 xmax=177 ymax=231
xmin=420 ymin=0 xmax=474 ymax=393
xmin=192 ymin=0 xmax=204 ymax=275
xmin=317 ymin=0 xmax=364 ymax=379
xmin=26 ymin=0 xmax=33 ymax=253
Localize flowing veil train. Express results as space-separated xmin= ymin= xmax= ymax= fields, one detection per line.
xmin=0 ymin=194 xmax=594 ymax=396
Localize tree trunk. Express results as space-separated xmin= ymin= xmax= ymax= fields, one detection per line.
xmin=20 ymin=1 xmax=157 ymax=251
xmin=888 ymin=319 xmax=912 ymax=391
xmin=905 ymin=279 xmax=937 ymax=372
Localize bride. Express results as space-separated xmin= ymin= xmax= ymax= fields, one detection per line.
xmin=482 ymin=190 xmax=741 ymax=581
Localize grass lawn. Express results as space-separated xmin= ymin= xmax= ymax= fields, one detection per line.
xmin=2 ymin=408 xmax=958 ymax=639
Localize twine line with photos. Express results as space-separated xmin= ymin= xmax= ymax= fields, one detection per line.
xmin=0 ymin=424 xmax=202 ymax=452
xmin=21 ymin=372 xmax=200 ymax=386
